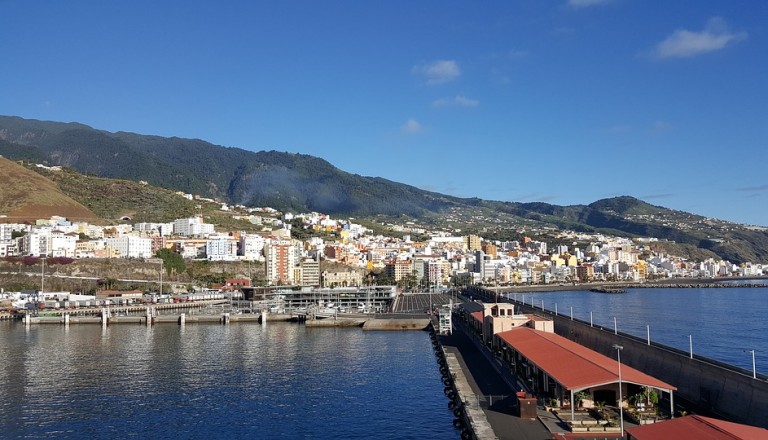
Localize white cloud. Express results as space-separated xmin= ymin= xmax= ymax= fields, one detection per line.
xmin=654 ymin=17 xmax=746 ymax=59
xmin=401 ymin=118 xmax=424 ymax=134
xmin=432 ymin=95 xmax=479 ymax=108
xmin=412 ymin=60 xmax=460 ymax=85
xmin=567 ymin=0 xmax=611 ymax=8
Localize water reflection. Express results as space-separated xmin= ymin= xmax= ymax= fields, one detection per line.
xmin=0 ymin=321 xmax=457 ymax=439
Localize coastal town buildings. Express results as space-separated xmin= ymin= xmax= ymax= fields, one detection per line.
xmin=0 ymin=197 xmax=766 ymax=290
xmin=265 ymin=238 xmax=295 ymax=285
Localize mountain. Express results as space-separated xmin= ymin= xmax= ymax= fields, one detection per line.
xmin=1 ymin=115 xmax=767 ymax=263
xmin=0 ymin=116 xmax=462 ymax=216
xmin=0 ymin=156 xmax=98 ymax=222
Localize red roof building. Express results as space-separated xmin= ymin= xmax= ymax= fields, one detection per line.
xmin=626 ymin=415 xmax=768 ymax=440
xmin=495 ymin=326 xmax=677 ymax=422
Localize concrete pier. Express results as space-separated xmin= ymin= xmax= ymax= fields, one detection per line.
xmin=441 ymin=347 xmax=498 ymax=439
xmin=362 ymin=318 xmax=431 ymax=331
xmin=13 ymin=312 xmax=433 ymax=330
xmin=305 ymin=318 xmax=365 ymax=328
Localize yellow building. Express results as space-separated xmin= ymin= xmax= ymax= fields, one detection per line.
xmin=466 ymin=235 xmax=482 ymax=251
xmin=636 ymin=260 xmax=648 ymax=280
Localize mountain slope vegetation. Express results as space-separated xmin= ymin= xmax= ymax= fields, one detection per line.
xmin=1 ymin=115 xmax=766 ymax=263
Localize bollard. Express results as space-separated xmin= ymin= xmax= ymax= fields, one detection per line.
xmin=25 ymin=313 xmax=31 ymax=327
xmin=261 ymin=310 xmax=267 ymax=326
xmin=222 ymin=312 xmax=230 ymax=324
xmin=179 ymin=313 xmax=186 ymax=326
xmin=64 ymin=313 xmax=70 ymax=326
xmin=146 ymin=307 xmax=152 ymax=326
xmin=101 ymin=308 xmax=108 ymax=326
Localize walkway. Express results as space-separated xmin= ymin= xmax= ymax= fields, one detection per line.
xmin=440 ymin=325 xmax=551 ymax=440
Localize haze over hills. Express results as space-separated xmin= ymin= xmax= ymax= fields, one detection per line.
xmin=1 ymin=115 xmax=767 ymax=264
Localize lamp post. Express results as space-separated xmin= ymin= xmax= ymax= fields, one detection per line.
xmin=747 ymin=350 xmax=756 ymax=379
xmin=613 ymin=344 xmax=624 ymax=436
xmin=159 ymin=259 xmax=164 ymax=296
xmin=40 ymin=256 xmax=46 ymax=294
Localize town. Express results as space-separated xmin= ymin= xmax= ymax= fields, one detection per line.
xmin=0 ymin=188 xmax=766 ymax=303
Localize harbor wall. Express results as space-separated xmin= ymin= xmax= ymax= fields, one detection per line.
xmin=516 ymin=301 xmax=768 ymax=428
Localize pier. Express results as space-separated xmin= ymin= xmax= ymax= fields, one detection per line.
xmin=467 ymin=285 xmax=768 ymax=430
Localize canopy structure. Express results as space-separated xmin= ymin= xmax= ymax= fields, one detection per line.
xmin=626 ymin=415 xmax=768 ymax=440
xmin=496 ymin=326 xmax=677 ymax=420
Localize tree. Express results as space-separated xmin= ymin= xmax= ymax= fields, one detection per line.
xmin=98 ymin=278 xmax=118 ymax=290
xmin=156 ymin=249 xmax=185 ymax=276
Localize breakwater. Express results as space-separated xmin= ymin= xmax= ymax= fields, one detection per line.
xmin=615 ymin=282 xmax=768 ymax=289
xmin=431 ymin=326 xmax=496 ymax=440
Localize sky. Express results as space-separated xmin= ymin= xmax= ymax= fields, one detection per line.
xmin=1 ymin=0 xmax=766 ymax=226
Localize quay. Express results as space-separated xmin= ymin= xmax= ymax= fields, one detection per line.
xmin=466 ymin=285 xmax=768 ymax=431
xmin=17 ymin=308 xmax=434 ymax=330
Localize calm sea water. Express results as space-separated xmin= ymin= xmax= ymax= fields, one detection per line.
xmin=0 ymin=322 xmax=459 ymax=439
xmin=514 ymin=283 xmax=768 ymax=375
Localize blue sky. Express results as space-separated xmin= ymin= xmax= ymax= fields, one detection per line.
xmin=1 ymin=1 xmax=766 ymax=226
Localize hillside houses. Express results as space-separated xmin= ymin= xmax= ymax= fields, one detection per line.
xmin=0 ymin=211 xmax=766 ymax=290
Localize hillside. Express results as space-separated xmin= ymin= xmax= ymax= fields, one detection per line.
xmin=1 ymin=115 xmax=767 ymax=263
xmin=0 ymin=156 xmax=98 ymax=222
xmin=0 ymin=115 xmax=463 ymax=216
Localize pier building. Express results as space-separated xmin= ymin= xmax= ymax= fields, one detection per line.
xmin=239 ymin=285 xmax=396 ymax=313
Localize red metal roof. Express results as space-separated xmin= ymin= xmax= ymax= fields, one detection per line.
xmin=470 ymin=311 xmax=483 ymax=323
xmin=497 ymin=327 xmax=677 ymax=392
xmin=626 ymin=415 xmax=768 ymax=440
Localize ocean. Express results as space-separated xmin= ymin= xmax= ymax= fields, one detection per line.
xmin=0 ymin=322 xmax=459 ymax=439
xmin=512 ymin=284 xmax=768 ymax=375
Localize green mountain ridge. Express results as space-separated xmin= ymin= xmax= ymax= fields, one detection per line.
xmin=1 ymin=115 xmax=766 ymax=264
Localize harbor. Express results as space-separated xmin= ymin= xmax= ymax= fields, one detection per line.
xmin=8 ymin=289 xmax=455 ymax=332
xmin=5 ymin=285 xmax=768 ymax=438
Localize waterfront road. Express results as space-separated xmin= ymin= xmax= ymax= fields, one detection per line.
xmin=439 ymin=328 xmax=551 ymax=440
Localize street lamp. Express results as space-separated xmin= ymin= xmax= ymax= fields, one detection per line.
xmin=613 ymin=344 xmax=625 ymax=436
xmin=746 ymin=350 xmax=757 ymax=379
xmin=40 ymin=256 xmax=46 ymax=294
xmin=159 ymin=259 xmax=164 ymax=296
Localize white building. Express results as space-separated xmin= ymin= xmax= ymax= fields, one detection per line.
xmin=49 ymin=230 xmax=78 ymax=257
xmin=206 ymin=238 xmax=238 ymax=261
xmin=105 ymin=236 xmax=153 ymax=259
xmin=173 ymin=217 xmax=215 ymax=237
xmin=21 ymin=228 xmax=51 ymax=256
xmin=239 ymin=234 xmax=266 ymax=261
xmin=134 ymin=222 xmax=174 ymax=237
